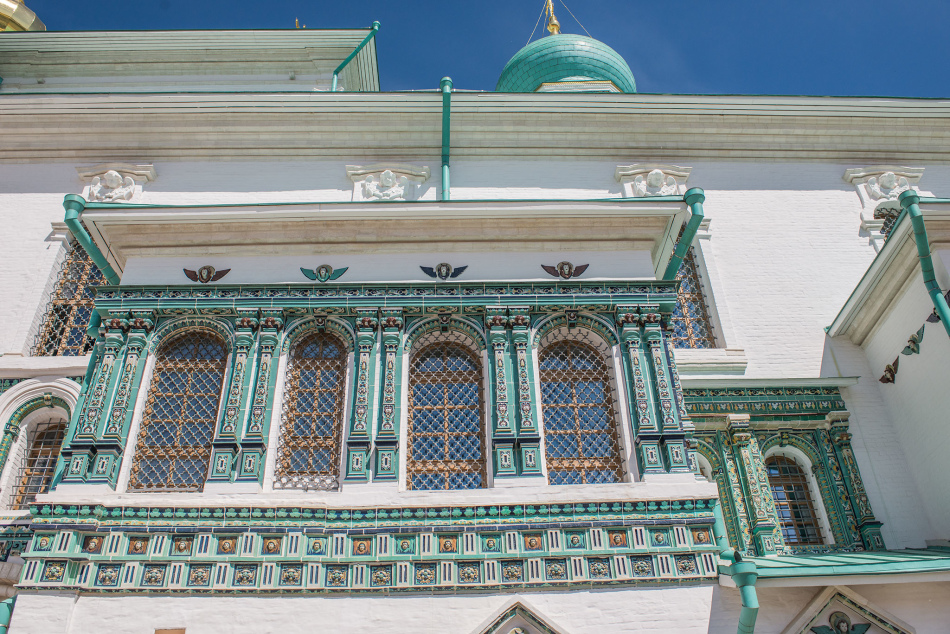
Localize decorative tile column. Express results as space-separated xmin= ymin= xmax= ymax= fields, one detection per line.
xmin=346 ymin=308 xmax=378 ymax=481
xmin=374 ymin=308 xmax=403 ymax=481
xmin=64 ymin=313 xmax=127 ymax=484
xmin=486 ymin=308 xmax=516 ymax=478
xmin=89 ymin=311 xmax=154 ymax=486
xmin=510 ymin=307 xmax=541 ymax=476
xmin=237 ymin=310 xmax=282 ymax=484
xmin=827 ymin=415 xmax=884 ymax=550
xmin=617 ymin=306 xmax=662 ymax=477
xmin=728 ymin=415 xmax=782 ymax=556
xmin=208 ymin=313 xmax=256 ymax=483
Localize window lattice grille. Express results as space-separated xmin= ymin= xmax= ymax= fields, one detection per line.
xmin=538 ymin=333 xmax=624 ymax=485
xmin=874 ymin=207 xmax=901 ymax=238
xmin=406 ymin=332 xmax=487 ymax=491
xmin=128 ymin=330 xmax=227 ymax=492
xmin=34 ymin=243 xmax=105 ymax=357
xmin=276 ymin=332 xmax=347 ymax=480
xmin=671 ymin=247 xmax=716 ymax=349
xmin=766 ymin=455 xmax=823 ymax=545
xmin=12 ymin=420 xmax=66 ymax=510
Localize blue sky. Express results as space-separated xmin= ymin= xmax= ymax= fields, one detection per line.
xmin=28 ymin=0 xmax=950 ymax=96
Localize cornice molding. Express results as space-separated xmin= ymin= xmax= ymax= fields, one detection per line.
xmin=2 ymin=93 xmax=950 ymax=162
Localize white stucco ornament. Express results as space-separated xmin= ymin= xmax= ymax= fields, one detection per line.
xmin=364 ymin=169 xmax=408 ymax=200
xmin=866 ymin=171 xmax=910 ymax=201
xmin=89 ymin=170 xmax=135 ymax=202
xmin=843 ymin=166 xmax=926 ymax=251
xmin=346 ymin=164 xmax=431 ymax=202
xmin=77 ymin=163 xmax=156 ymax=204
xmin=615 ymin=164 xmax=692 ymax=198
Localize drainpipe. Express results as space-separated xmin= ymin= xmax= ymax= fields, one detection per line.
xmin=440 ymin=77 xmax=453 ymax=202
xmin=713 ymin=501 xmax=759 ymax=634
xmin=63 ymin=194 xmax=120 ymax=285
xmin=330 ymin=21 xmax=380 ymax=92
xmin=0 ymin=595 xmax=16 ymax=633
xmin=662 ymin=187 xmax=705 ymax=280
xmin=899 ymin=190 xmax=950 ymax=337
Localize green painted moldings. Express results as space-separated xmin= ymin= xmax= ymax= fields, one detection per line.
xmin=684 ymin=386 xmax=846 ymax=422
xmin=496 ymin=34 xmax=637 ymax=93
xmin=93 ymin=281 xmax=679 ymax=317
xmin=28 ymin=498 xmax=719 ymax=530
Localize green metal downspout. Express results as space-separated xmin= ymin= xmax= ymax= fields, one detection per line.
xmin=713 ymin=502 xmax=759 ymax=634
xmin=63 ymin=194 xmax=120 ymax=285
xmin=899 ymin=190 xmax=950 ymax=337
xmin=330 ymin=22 xmax=380 ymax=92
xmin=0 ymin=596 xmax=16 ymax=633
xmin=662 ymin=187 xmax=705 ymax=280
xmin=440 ymin=77 xmax=452 ymax=201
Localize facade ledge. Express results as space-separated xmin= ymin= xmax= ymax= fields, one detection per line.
xmin=0 ymin=355 xmax=89 ymax=380
xmin=673 ymin=347 xmax=748 ymax=376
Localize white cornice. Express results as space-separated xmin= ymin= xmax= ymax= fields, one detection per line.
xmin=828 ymin=199 xmax=950 ymax=344
xmin=2 ymin=93 xmax=950 ymax=162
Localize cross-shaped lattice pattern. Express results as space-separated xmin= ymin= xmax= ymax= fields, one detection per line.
xmin=766 ymin=455 xmax=823 ymax=545
xmin=13 ymin=421 xmax=67 ymax=510
xmin=277 ymin=332 xmax=347 ymax=479
xmin=129 ymin=330 xmax=226 ymax=491
xmin=34 ymin=243 xmax=105 ymax=357
xmin=539 ymin=336 xmax=623 ymax=485
xmin=406 ymin=332 xmax=486 ymax=490
xmin=670 ymin=247 xmax=716 ymax=349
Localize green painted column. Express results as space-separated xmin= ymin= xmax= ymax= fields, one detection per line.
xmin=728 ymin=416 xmax=782 ymax=556
xmin=486 ymin=308 xmax=517 ymax=478
xmin=238 ymin=310 xmax=283 ymax=484
xmin=510 ymin=307 xmax=541 ymax=476
xmin=617 ymin=306 xmax=662 ymax=477
xmin=373 ymin=308 xmax=403 ymax=480
xmin=345 ymin=308 xmax=378 ymax=481
xmin=209 ymin=314 xmax=257 ymax=483
xmin=828 ymin=419 xmax=885 ymax=550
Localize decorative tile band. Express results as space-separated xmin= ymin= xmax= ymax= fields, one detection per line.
xmin=19 ymin=522 xmax=718 ymax=594
xmin=683 ymin=387 xmax=845 ymax=422
xmin=28 ymin=499 xmax=718 ymax=529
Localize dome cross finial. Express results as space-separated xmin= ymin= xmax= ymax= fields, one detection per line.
xmin=545 ymin=0 xmax=561 ymax=35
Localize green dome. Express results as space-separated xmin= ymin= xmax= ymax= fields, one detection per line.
xmin=495 ymin=34 xmax=636 ymax=93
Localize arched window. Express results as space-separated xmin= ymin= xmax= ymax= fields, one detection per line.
xmin=12 ymin=420 xmax=67 ymax=510
xmin=34 ymin=243 xmax=104 ymax=356
xmin=671 ymin=246 xmax=716 ymax=349
xmin=406 ymin=332 xmax=486 ymax=491
xmin=276 ymin=332 xmax=347 ymax=484
xmin=129 ymin=330 xmax=228 ymax=492
xmin=538 ymin=331 xmax=624 ymax=485
xmin=766 ymin=455 xmax=823 ymax=545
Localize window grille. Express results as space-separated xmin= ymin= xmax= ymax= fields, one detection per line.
xmin=766 ymin=455 xmax=823 ymax=545
xmin=874 ymin=207 xmax=901 ymax=238
xmin=670 ymin=247 xmax=716 ymax=349
xmin=11 ymin=420 xmax=66 ymax=510
xmin=538 ymin=332 xmax=624 ymax=485
xmin=276 ymin=332 xmax=347 ymax=482
xmin=34 ymin=243 xmax=105 ymax=357
xmin=128 ymin=330 xmax=227 ymax=492
xmin=406 ymin=331 xmax=487 ymax=491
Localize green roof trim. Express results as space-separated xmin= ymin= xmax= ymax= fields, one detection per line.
xmin=496 ymin=34 xmax=636 ymax=94
xmin=726 ymin=548 xmax=950 ymax=579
